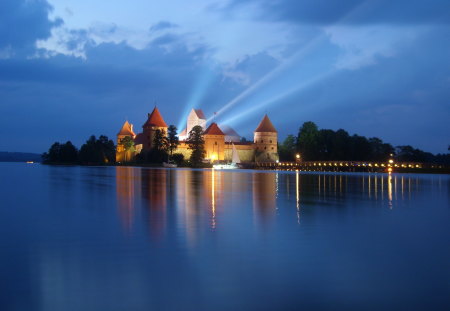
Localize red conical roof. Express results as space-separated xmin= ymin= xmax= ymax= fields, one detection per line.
xmin=143 ymin=107 xmax=167 ymax=128
xmin=118 ymin=121 xmax=136 ymax=136
xmin=204 ymin=123 xmax=225 ymax=135
xmin=254 ymin=114 xmax=277 ymax=133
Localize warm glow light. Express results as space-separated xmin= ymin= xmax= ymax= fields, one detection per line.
xmin=389 ymin=159 xmax=394 ymax=164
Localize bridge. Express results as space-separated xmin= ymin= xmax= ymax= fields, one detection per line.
xmin=243 ymin=160 xmax=448 ymax=173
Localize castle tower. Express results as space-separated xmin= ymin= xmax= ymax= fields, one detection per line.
xmin=187 ymin=109 xmax=206 ymax=133
xmin=204 ymin=122 xmax=225 ymax=162
xmin=254 ymin=114 xmax=278 ymax=162
xmin=142 ymin=107 xmax=168 ymax=151
xmin=116 ymin=121 xmax=136 ymax=162
xmin=179 ymin=108 xmax=207 ymax=140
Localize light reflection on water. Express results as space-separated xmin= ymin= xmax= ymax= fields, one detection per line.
xmin=115 ymin=167 xmax=430 ymax=234
xmin=0 ymin=163 xmax=449 ymax=311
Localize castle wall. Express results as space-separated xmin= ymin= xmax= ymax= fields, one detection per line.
xmin=224 ymin=143 xmax=255 ymax=163
xmin=174 ymin=142 xmax=192 ymax=160
xmin=204 ymin=134 xmax=225 ymax=161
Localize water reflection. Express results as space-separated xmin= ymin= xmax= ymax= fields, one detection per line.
xmin=115 ymin=168 xmax=424 ymax=239
xmin=3 ymin=163 xmax=449 ymax=311
xmin=252 ymin=172 xmax=277 ymax=226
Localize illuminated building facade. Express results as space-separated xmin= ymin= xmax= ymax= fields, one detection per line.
xmin=116 ymin=107 xmax=279 ymax=163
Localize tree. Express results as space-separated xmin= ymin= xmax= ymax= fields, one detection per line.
xmin=278 ymin=134 xmax=296 ymax=161
xmin=120 ymin=136 xmax=135 ymax=162
xmin=317 ymin=129 xmax=335 ymax=160
xmin=60 ymin=141 xmax=78 ymax=162
xmin=79 ymin=135 xmax=115 ymax=164
xmin=186 ymin=125 xmax=205 ymax=167
xmin=153 ymin=129 xmax=169 ymax=152
xmin=297 ymin=121 xmax=319 ymax=161
xmin=167 ymin=125 xmax=179 ymax=157
xmin=43 ymin=141 xmax=78 ymax=163
xmin=331 ymin=129 xmax=350 ymax=160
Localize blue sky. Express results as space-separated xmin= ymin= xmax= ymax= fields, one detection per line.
xmin=1 ymin=0 xmax=449 ymax=153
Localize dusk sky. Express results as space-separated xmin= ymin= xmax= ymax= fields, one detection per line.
xmin=1 ymin=0 xmax=449 ymax=153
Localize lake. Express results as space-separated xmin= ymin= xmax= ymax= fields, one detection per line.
xmin=0 ymin=163 xmax=449 ymax=311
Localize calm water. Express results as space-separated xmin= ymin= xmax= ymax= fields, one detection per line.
xmin=1 ymin=163 xmax=449 ymax=311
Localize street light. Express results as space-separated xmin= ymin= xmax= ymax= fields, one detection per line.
xmin=295 ymin=153 xmax=301 ymax=163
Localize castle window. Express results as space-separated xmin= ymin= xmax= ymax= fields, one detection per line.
xmin=215 ymin=141 xmax=217 ymax=145
xmin=270 ymin=140 xmax=272 ymax=143
xmin=264 ymin=147 xmax=267 ymax=150
xmin=272 ymin=147 xmax=274 ymax=150
xmin=261 ymin=140 xmax=263 ymax=143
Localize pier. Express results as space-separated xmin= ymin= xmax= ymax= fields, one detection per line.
xmin=243 ymin=161 xmax=449 ymax=173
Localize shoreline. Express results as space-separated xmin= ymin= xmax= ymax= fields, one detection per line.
xmin=12 ymin=161 xmax=450 ymax=175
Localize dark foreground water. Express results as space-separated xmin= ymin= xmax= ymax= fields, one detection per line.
xmin=0 ymin=163 xmax=449 ymax=311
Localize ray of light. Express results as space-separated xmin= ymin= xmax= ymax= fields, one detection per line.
xmin=206 ymin=0 xmax=373 ymax=123
xmin=220 ymin=69 xmax=338 ymax=127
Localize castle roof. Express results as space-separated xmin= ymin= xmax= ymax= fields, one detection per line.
xmin=204 ymin=122 xmax=225 ymax=136
xmin=254 ymin=114 xmax=277 ymax=133
xmin=143 ymin=107 xmax=167 ymax=128
xmin=221 ymin=124 xmax=240 ymax=137
xmin=194 ymin=109 xmax=206 ymax=119
xmin=118 ymin=121 xmax=136 ymax=136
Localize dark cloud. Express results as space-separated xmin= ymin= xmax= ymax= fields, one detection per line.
xmin=150 ymin=21 xmax=179 ymax=32
xmin=0 ymin=36 xmax=243 ymax=152
xmin=261 ymin=27 xmax=450 ymax=153
xmin=151 ymin=33 xmax=180 ymax=46
xmin=0 ymin=0 xmax=62 ymax=53
xmin=227 ymin=0 xmax=450 ymax=25
xmin=231 ymin=52 xmax=279 ymax=84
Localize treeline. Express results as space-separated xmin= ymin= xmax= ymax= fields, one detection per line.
xmin=42 ymin=135 xmax=115 ymax=164
xmin=279 ymin=121 xmax=450 ymax=164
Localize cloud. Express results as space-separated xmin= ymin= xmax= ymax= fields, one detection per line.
xmin=324 ymin=25 xmax=427 ymax=70
xmin=226 ymin=0 xmax=450 ymax=25
xmin=223 ymin=52 xmax=279 ymax=85
xmin=0 ymin=0 xmax=62 ymax=55
xmin=150 ymin=21 xmax=179 ymax=32
xmin=0 ymin=31 xmax=245 ymax=152
xmin=151 ymin=33 xmax=180 ymax=46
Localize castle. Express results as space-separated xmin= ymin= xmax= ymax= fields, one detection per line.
xmin=116 ymin=107 xmax=279 ymax=163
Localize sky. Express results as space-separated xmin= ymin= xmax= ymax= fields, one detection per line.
xmin=1 ymin=0 xmax=449 ymax=153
